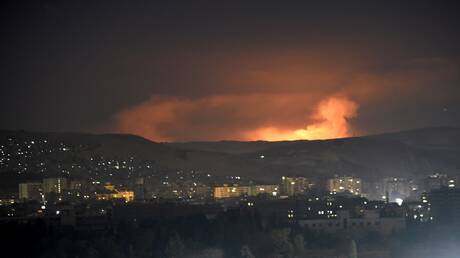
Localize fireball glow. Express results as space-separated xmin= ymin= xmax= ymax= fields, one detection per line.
xmin=246 ymin=97 xmax=358 ymax=141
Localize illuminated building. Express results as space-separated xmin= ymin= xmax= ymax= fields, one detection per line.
xmin=0 ymin=197 xmax=16 ymax=206
xmin=423 ymin=173 xmax=449 ymax=192
xmin=112 ymin=191 xmax=135 ymax=202
xmin=95 ymin=193 xmax=111 ymax=201
xmin=18 ymin=182 xmax=43 ymax=201
xmin=249 ymin=185 xmax=279 ymax=197
xmin=405 ymin=201 xmax=431 ymax=223
xmin=103 ymin=183 xmax=116 ymax=191
xmin=96 ymin=190 xmax=135 ymax=203
xmin=327 ymin=176 xmax=362 ymax=196
xmin=382 ymin=177 xmax=411 ymax=202
xmin=213 ymin=184 xmax=250 ymax=199
xmin=280 ymin=176 xmax=310 ymax=196
xmin=43 ymin=177 xmax=68 ymax=194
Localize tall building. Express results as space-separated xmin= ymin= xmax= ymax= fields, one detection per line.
xmin=43 ymin=177 xmax=68 ymax=194
xmin=18 ymin=182 xmax=43 ymax=201
xmin=382 ymin=177 xmax=411 ymax=202
xmin=327 ymin=176 xmax=362 ymax=196
xmin=213 ymin=184 xmax=250 ymax=199
xmin=280 ymin=177 xmax=310 ymax=196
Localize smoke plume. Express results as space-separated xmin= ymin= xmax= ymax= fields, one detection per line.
xmin=113 ymin=94 xmax=359 ymax=142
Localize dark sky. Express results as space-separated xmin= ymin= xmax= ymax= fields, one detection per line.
xmin=1 ymin=0 xmax=459 ymax=141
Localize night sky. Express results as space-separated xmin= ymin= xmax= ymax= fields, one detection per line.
xmin=1 ymin=1 xmax=459 ymax=141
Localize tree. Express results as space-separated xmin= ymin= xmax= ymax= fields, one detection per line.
xmin=240 ymin=245 xmax=255 ymax=258
xmin=200 ymin=248 xmax=224 ymax=258
xmin=348 ymin=239 xmax=357 ymax=258
xmin=271 ymin=228 xmax=294 ymax=258
xmin=293 ymin=234 xmax=305 ymax=256
xmin=164 ymin=233 xmax=185 ymax=258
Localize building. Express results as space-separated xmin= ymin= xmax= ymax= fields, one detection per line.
xmin=298 ymin=210 xmax=406 ymax=236
xmin=426 ymin=187 xmax=460 ymax=227
xmin=43 ymin=177 xmax=68 ymax=194
xmin=280 ymin=176 xmax=310 ymax=196
xmin=112 ymin=203 xmax=223 ymax=222
xmin=195 ymin=186 xmax=212 ymax=197
xmin=69 ymin=179 xmax=88 ymax=191
xmin=405 ymin=201 xmax=431 ymax=223
xmin=213 ymin=185 xmax=250 ymax=199
xmin=243 ymin=198 xmax=308 ymax=220
xmin=249 ymin=185 xmax=279 ymax=197
xmin=327 ymin=176 xmax=362 ymax=196
xmin=96 ymin=190 xmax=135 ymax=203
xmin=18 ymin=182 xmax=43 ymax=202
xmin=0 ymin=194 xmax=16 ymax=206
xmin=103 ymin=182 xmax=116 ymax=191
xmin=423 ymin=173 xmax=449 ymax=192
xmin=382 ymin=177 xmax=411 ymax=202
xmin=112 ymin=191 xmax=135 ymax=202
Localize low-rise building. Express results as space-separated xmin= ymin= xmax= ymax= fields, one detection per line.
xmin=298 ymin=210 xmax=405 ymax=236
xmin=96 ymin=190 xmax=135 ymax=203
xmin=112 ymin=191 xmax=135 ymax=202
xmin=213 ymin=184 xmax=250 ymax=199
xmin=249 ymin=185 xmax=279 ymax=197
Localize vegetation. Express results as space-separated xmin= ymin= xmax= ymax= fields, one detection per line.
xmin=0 ymin=211 xmax=457 ymax=258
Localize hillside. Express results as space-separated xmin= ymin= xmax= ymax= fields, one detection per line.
xmin=169 ymin=127 xmax=460 ymax=181
xmin=1 ymin=128 xmax=460 ymax=183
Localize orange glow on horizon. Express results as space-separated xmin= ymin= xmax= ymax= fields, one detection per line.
xmin=246 ymin=97 xmax=358 ymax=141
xmin=114 ymin=94 xmax=359 ymax=142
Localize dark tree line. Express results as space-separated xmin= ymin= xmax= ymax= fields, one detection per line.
xmin=2 ymin=211 xmax=455 ymax=258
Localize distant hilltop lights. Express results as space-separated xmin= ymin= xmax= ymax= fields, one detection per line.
xmin=0 ymin=135 xmax=156 ymax=178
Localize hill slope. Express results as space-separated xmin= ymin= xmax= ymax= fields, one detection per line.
xmin=1 ymin=128 xmax=459 ymax=183
xmin=169 ymin=127 xmax=460 ymax=181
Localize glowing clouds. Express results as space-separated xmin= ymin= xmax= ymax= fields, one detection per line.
xmin=107 ymin=48 xmax=458 ymax=142
xmin=113 ymin=94 xmax=359 ymax=142
xmin=246 ymin=97 xmax=358 ymax=141
xmin=297 ymin=96 xmax=358 ymax=139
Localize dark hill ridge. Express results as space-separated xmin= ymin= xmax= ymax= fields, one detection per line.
xmin=168 ymin=140 xmax=300 ymax=154
xmin=169 ymin=127 xmax=460 ymax=181
xmin=170 ymin=127 xmax=460 ymax=154
xmin=1 ymin=128 xmax=460 ymax=182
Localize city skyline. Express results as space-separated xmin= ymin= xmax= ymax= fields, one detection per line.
xmin=1 ymin=2 xmax=460 ymax=257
